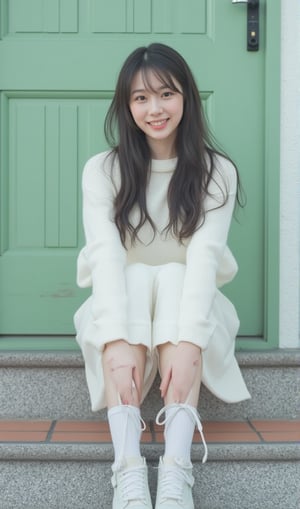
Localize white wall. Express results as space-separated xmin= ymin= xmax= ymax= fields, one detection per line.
xmin=279 ymin=0 xmax=300 ymax=347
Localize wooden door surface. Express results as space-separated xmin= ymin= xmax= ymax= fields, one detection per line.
xmin=0 ymin=0 xmax=280 ymax=349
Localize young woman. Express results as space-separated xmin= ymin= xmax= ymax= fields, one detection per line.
xmin=74 ymin=43 xmax=250 ymax=509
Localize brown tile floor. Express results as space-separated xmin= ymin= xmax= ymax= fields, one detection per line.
xmin=0 ymin=419 xmax=299 ymax=444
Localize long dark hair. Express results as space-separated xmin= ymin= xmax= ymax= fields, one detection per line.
xmin=105 ymin=43 xmax=241 ymax=246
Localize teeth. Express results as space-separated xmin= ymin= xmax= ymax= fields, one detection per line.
xmin=150 ymin=120 xmax=167 ymax=126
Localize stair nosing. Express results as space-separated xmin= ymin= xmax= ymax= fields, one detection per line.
xmin=0 ymin=442 xmax=299 ymax=462
xmin=0 ymin=349 xmax=299 ymax=368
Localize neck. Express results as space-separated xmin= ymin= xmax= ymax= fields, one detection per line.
xmin=147 ymin=138 xmax=177 ymax=160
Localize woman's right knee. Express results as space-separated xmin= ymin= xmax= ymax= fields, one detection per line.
xmin=157 ymin=262 xmax=185 ymax=285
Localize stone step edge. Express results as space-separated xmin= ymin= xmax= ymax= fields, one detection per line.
xmin=1 ymin=349 xmax=299 ymax=368
xmin=0 ymin=442 xmax=299 ymax=462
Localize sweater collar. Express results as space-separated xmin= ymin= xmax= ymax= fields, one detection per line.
xmin=151 ymin=157 xmax=177 ymax=173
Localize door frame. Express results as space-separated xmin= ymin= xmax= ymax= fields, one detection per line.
xmin=236 ymin=1 xmax=280 ymax=350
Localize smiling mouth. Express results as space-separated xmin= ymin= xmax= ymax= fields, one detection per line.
xmin=148 ymin=119 xmax=169 ymax=126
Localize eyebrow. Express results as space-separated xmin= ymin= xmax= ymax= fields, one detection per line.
xmin=130 ymin=85 xmax=172 ymax=96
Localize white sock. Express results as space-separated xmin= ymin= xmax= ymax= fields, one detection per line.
xmin=108 ymin=405 xmax=143 ymax=465
xmin=163 ymin=405 xmax=196 ymax=462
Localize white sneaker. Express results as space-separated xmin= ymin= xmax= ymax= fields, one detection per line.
xmin=111 ymin=457 xmax=153 ymax=508
xmin=155 ymin=456 xmax=195 ymax=509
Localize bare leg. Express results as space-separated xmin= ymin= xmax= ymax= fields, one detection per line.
xmin=103 ymin=342 xmax=149 ymax=465
xmin=155 ymin=342 xmax=206 ymax=509
xmin=104 ymin=342 xmax=152 ymax=508
xmin=102 ymin=341 xmax=148 ymax=408
xmin=158 ymin=341 xmax=202 ymax=406
xmin=156 ymin=341 xmax=205 ymax=462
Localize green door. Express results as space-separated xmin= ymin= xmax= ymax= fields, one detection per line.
xmin=0 ymin=0 xmax=280 ymax=349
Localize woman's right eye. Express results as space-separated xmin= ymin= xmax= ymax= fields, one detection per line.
xmin=135 ymin=95 xmax=147 ymax=102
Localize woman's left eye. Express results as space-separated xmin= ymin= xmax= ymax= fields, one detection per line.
xmin=162 ymin=91 xmax=174 ymax=98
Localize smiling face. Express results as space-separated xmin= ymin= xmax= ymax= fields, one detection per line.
xmin=129 ymin=70 xmax=184 ymax=159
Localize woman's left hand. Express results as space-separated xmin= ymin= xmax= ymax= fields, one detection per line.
xmin=159 ymin=341 xmax=202 ymax=403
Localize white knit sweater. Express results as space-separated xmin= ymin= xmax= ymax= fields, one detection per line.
xmin=76 ymin=150 xmax=238 ymax=351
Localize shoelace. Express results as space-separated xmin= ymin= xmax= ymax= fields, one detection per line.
xmin=155 ymin=403 xmax=208 ymax=463
xmin=115 ymin=464 xmax=147 ymax=503
xmin=158 ymin=459 xmax=194 ymax=502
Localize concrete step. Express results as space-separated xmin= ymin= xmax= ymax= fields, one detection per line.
xmin=0 ymin=349 xmax=299 ymax=420
xmin=0 ymin=419 xmax=299 ymax=509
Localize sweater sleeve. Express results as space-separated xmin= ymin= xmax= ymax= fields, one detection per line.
xmin=177 ymin=156 xmax=238 ymax=350
xmin=77 ymin=153 xmax=128 ymax=348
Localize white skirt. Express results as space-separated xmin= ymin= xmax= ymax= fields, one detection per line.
xmin=74 ymin=262 xmax=251 ymax=411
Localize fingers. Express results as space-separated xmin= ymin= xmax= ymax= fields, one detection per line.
xmin=102 ymin=342 xmax=147 ymax=407
xmin=172 ymin=377 xmax=193 ymax=403
xmin=112 ymin=365 xmax=135 ymax=405
xmin=160 ymin=368 xmax=190 ymax=403
xmin=159 ymin=366 xmax=172 ymax=399
xmin=159 ymin=343 xmax=202 ymax=405
xmin=112 ymin=365 xmax=143 ymax=405
xmin=132 ymin=366 xmax=142 ymax=403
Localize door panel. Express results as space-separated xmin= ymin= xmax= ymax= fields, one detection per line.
xmin=1 ymin=94 xmax=110 ymax=332
xmin=0 ymin=0 xmax=280 ymax=347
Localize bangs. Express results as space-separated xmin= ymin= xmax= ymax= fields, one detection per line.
xmin=139 ymin=65 xmax=182 ymax=94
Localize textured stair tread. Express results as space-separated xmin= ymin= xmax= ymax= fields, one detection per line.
xmin=1 ymin=350 xmax=299 ymax=420
xmin=1 ymin=349 xmax=299 ymax=366
xmin=1 ymin=421 xmax=299 ymax=509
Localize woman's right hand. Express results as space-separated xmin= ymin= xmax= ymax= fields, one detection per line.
xmin=103 ymin=340 xmax=142 ymax=405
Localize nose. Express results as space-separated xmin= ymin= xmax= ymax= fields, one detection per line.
xmin=149 ymin=96 xmax=163 ymax=115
